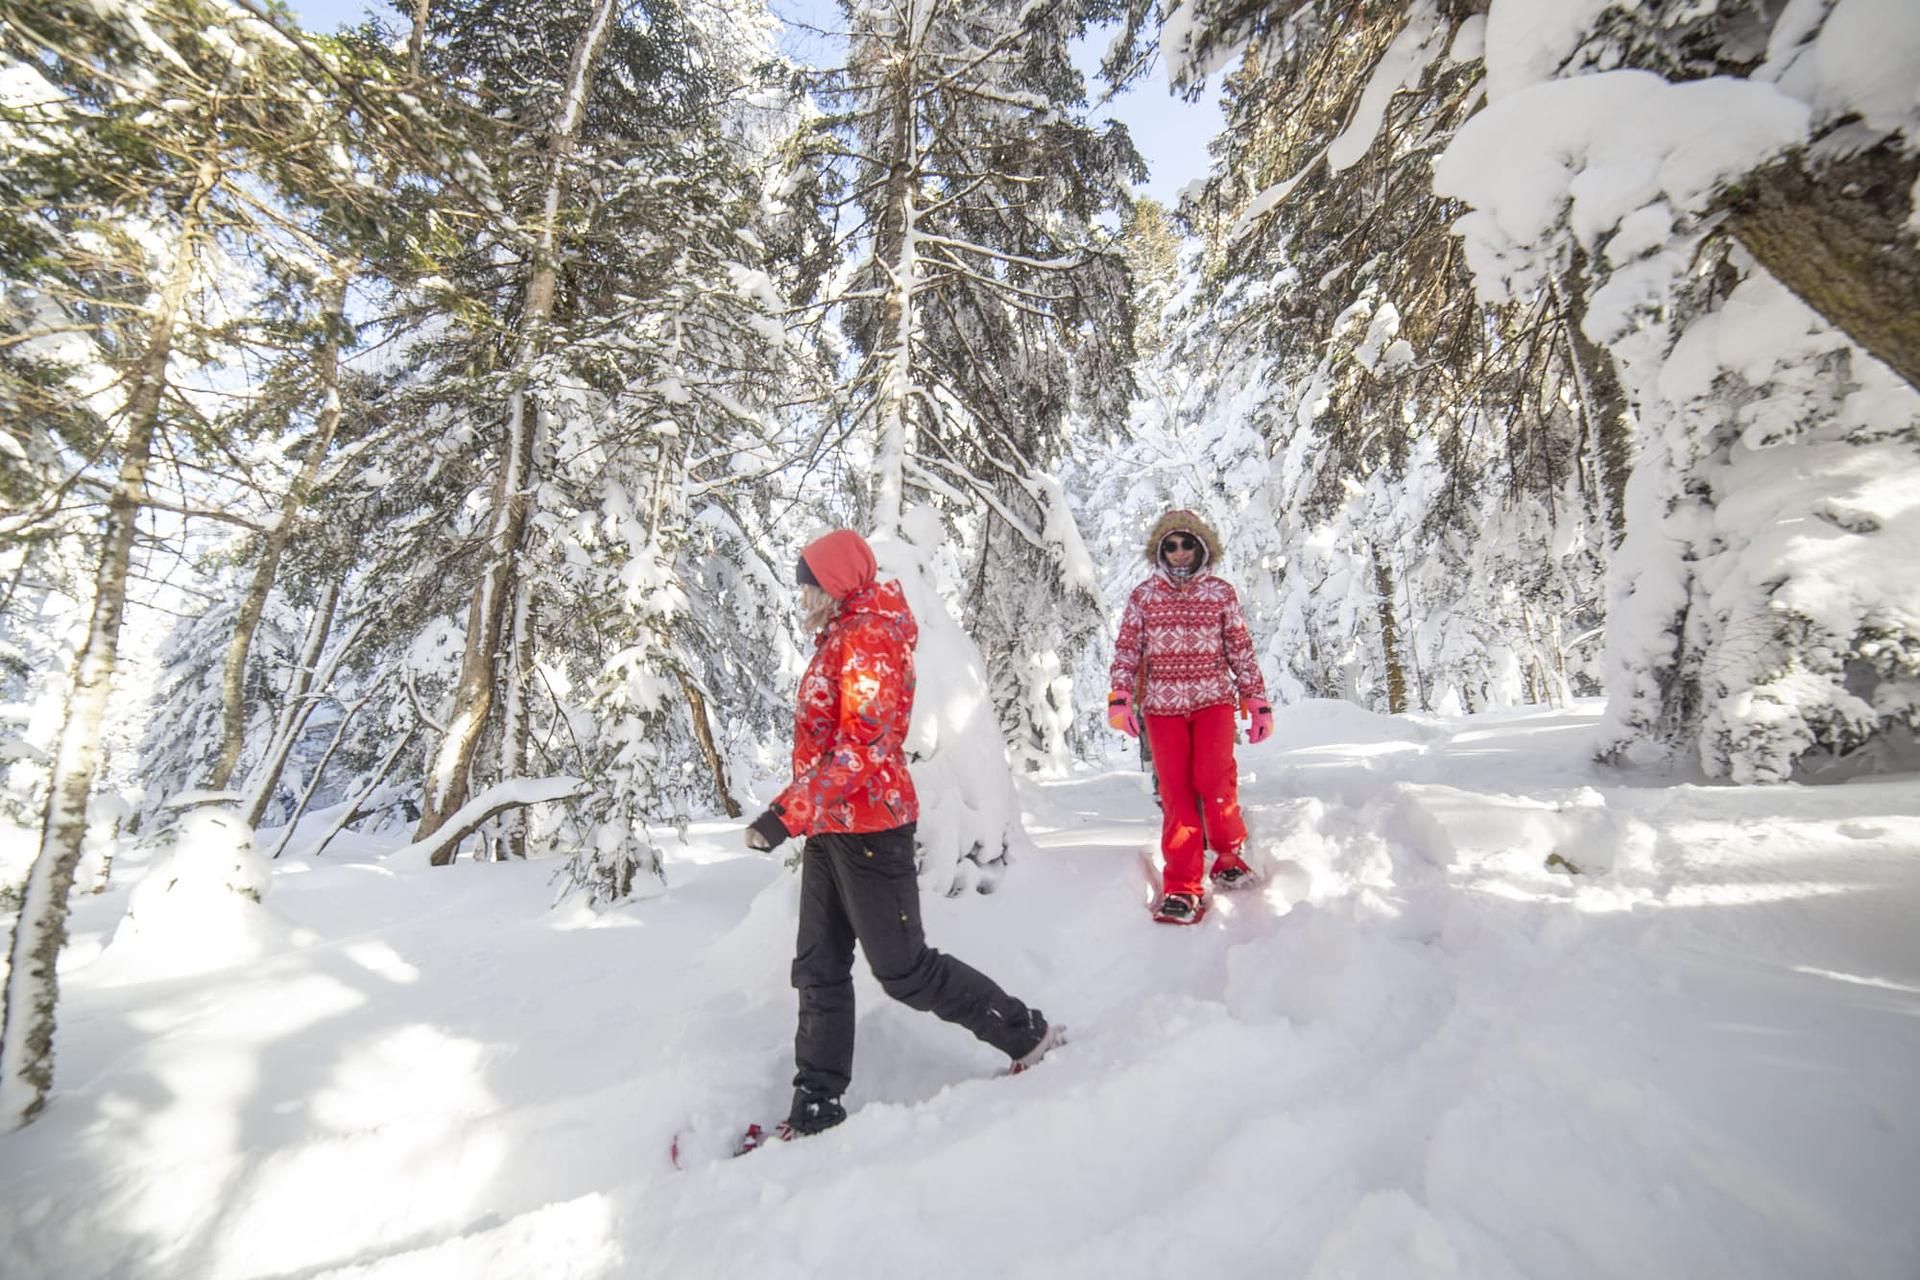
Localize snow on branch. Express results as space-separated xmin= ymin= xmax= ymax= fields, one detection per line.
xmin=913 ymin=232 xmax=1087 ymax=272
xmin=913 ymin=251 xmax=1078 ymax=309
xmin=937 ymin=81 xmax=1060 ymax=119
xmin=912 ymin=452 xmax=1048 ymax=549
xmin=1327 ymin=1 xmax=1446 ymax=173
xmin=388 ymin=776 xmax=585 ymax=869
xmin=916 ymin=174 xmax=995 ymax=218
xmin=1231 ymin=146 xmax=1328 ymax=243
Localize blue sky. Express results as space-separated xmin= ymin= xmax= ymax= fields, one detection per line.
xmin=282 ymin=0 xmax=1222 ymax=206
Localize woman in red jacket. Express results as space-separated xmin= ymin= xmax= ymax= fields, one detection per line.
xmin=744 ymin=529 xmax=1062 ymax=1138
xmin=1107 ymin=510 xmax=1272 ymax=924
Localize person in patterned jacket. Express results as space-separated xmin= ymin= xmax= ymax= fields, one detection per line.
xmin=743 ymin=529 xmax=1062 ymax=1138
xmin=1107 ymin=509 xmax=1274 ymax=924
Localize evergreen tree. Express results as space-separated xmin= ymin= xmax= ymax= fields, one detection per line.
xmin=1086 ymin=0 xmax=1611 ymax=718
xmin=1434 ymin=0 xmax=1920 ymax=779
xmin=349 ymin=0 xmax=822 ymax=886
xmin=0 ymin=0 xmax=373 ymax=1129
xmin=800 ymin=0 xmax=1140 ymax=792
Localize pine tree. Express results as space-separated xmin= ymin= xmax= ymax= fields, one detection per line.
xmin=1086 ymin=0 xmax=1611 ymax=718
xmin=98 ymin=8 xmax=446 ymax=829
xmin=0 ymin=0 xmax=374 ymax=1129
xmin=808 ymin=0 xmax=1139 ymax=531
xmin=1433 ymin=1 xmax=1920 ymax=780
xmin=402 ymin=0 xmax=638 ymax=849
xmin=339 ymin=0 xmax=823 ymax=883
xmin=797 ymin=0 xmax=1139 ymax=801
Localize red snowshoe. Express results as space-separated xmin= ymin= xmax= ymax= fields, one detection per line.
xmin=1209 ymin=858 xmax=1258 ymax=892
xmin=1152 ymin=891 xmax=1207 ymax=925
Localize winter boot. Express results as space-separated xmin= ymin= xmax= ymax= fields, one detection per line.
xmin=1009 ymin=1020 xmax=1067 ymax=1075
xmin=1209 ymin=854 xmax=1257 ymax=892
xmin=784 ymin=1091 xmax=847 ymax=1138
xmin=1152 ymin=891 xmax=1206 ymax=925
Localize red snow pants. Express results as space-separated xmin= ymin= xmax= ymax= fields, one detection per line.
xmin=1145 ymin=702 xmax=1248 ymax=896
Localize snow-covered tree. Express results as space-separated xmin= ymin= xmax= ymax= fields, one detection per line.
xmin=305 ymin=0 xmax=828 ymax=890
xmin=1435 ymin=0 xmax=1920 ymax=780
xmin=1080 ymin=0 xmax=1614 ymax=721
xmin=0 ymin=0 xmax=376 ymax=1128
xmin=801 ymin=0 xmax=1139 ymax=782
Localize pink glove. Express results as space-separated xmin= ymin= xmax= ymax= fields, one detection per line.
xmin=1242 ymin=696 xmax=1273 ymax=744
xmin=1107 ymin=691 xmax=1140 ymax=738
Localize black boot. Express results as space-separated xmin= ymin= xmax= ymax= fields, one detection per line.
xmin=786 ymin=1091 xmax=847 ymax=1137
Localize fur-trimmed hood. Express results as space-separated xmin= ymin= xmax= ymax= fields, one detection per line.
xmin=1144 ymin=509 xmax=1223 ymax=571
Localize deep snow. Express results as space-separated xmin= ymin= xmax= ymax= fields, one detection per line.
xmin=2 ymin=699 xmax=1917 ymax=1278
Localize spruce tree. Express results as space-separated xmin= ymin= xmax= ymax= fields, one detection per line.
xmin=802 ymin=0 xmax=1140 ymax=783
xmin=0 ymin=0 xmax=374 ymax=1129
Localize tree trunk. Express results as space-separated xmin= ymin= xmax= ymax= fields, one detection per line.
xmin=414 ymin=0 xmax=621 ymax=851
xmin=209 ymin=266 xmax=351 ymax=790
xmin=1555 ymin=245 xmax=1634 ymax=548
xmin=1370 ymin=545 xmax=1408 ymax=714
xmin=1 ymin=150 xmax=217 ymax=1131
xmin=871 ymin=25 xmax=921 ymax=535
xmin=676 ymin=669 xmax=741 ymax=817
xmin=1725 ymin=142 xmax=1920 ymax=393
xmin=501 ymin=583 xmax=534 ymax=858
xmin=408 ymin=0 xmax=431 ymax=79
xmin=1397 ymin=548 xmax=1428 ymax=711
xmin=239 ymin=581 xmax=346 ymax=829
xmin=1518 ymin=598 xmax=1545 ymax=706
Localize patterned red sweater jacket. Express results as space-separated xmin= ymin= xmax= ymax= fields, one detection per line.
xmin=1109 ymin=570 xmax=1266 ymax=716
xmin=774 ymin=579 xmax=918 ymax=835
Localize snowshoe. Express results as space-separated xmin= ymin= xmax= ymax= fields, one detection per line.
xmin=671 ymin=1093 xmax=846 ymax=1169
xmin=1152 ymin=891 xmax=1207 ymax=925
xmin=734 ymin=1122 xmax=791 ymax=1156
xmin=1209 ymin=860 xmax=1257 ymax=892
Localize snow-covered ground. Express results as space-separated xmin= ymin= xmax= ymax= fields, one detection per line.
xmin=3 ymin=699 xmax=1917 ymax=1278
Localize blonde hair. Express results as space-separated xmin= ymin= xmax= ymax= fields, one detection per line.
xmin=801 ymin=583 xmax=836 ymax=633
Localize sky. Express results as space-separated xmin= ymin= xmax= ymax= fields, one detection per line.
xmin=280 ymin=0 xmax=1225 ymax=206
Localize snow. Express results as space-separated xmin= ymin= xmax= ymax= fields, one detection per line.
xmin=1759 ymin=0 xmax=1920 ymax=138
xmin=1435 ymin=72 xmax=1810 ymax=306
xmin=1446 ymin=14 xmax=1485 ymax=67
xmin=5 ymin=701 xmax=1918 ymax=1277
xmin=1326 ymin=0 xmax=1444 ymax=173
xmin=91 ymin=806 xmax=278 ymax=983
xmin=875 ymin=507 xmax=1035 ymax=893
xmin=1229 ymin=150 xmax=1326 ymax=242
xmin=1480 ymin=0 xmax=1614 ymax=102
xmin=1158 ymin=0 xmax=1262 ymax=91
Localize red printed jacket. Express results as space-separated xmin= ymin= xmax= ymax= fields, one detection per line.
xmin=1109 ymin=570 xmax=1266 ymax=716
xmin=774 ymin=579 xmax=919 ymax=835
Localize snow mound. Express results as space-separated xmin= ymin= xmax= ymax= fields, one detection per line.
xmin=876 ymin=507 xmax=1036 ymax=895
xmin=1265 ymin=697 xmax=1447 ymax=751
xmin=93 ymin=806 xmax=283 ymax=983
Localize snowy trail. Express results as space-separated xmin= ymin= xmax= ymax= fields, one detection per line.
xmin=2 ymin=701 xmax=1917 ymax=1278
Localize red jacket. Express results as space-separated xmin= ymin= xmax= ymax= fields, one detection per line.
xmin=774 ymin=577 xmax=919 ymax=835
xmin=1109 ymin=570 xmax=1265 ymax=716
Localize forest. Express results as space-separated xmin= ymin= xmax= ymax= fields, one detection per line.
xmin=3 ymin=0 xmax=1916 ymax=1150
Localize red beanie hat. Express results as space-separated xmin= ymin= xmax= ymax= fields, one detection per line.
xmin=798 ymin=530 xmax=878 ymax=599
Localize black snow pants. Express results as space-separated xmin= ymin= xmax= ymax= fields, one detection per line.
xmin=791 ymin=822 xmax=1046 ymax=1100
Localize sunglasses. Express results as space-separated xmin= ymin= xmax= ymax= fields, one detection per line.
xmin=1161 ymin=535 xmax=1199 ymax=552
